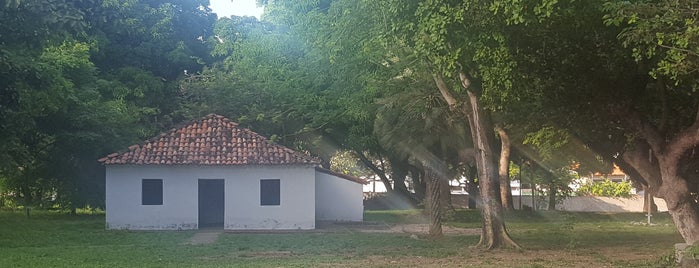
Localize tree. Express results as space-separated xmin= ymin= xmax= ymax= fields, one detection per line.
xmin=0 ymin=0 xmax=218 ymax=210
xmin=267 ymin=0 xmax=521 ymax=246
xmin=602 ymin=0 xmax=699 ymax=244
xmin=374 ymin=81 xmax=472 ymax=236
xmin=258 ymin=0 xmax=427 ymax=202
xmin=402 ymin=0 xmax=521 ymax=249
xmin=488 ymin=0 xmax=699 ymax=244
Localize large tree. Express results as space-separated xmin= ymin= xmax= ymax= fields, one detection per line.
xmin=603 ymin=0 xmax=699 ymax=244
xmin=0 ymin=0 xmax=218 ymax=210
xmin=264 ymin=0 xmax=523 ymax=246
xmin=493 ymin=0 xmax=699 ymax=244
xmin=380 ymin=0 xmax=522 ymax=249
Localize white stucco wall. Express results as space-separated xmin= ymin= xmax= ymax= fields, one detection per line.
xmin=315 ymin=172 xmax=364 ymax=222
xmin=105 ymin=165 xmax=316 ymax=230
xmin=224 ymin=166 xmax=315 ymax=229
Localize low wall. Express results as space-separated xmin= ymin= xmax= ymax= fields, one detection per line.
xmin=512 ymin=195 xmax=668 ymax=212
xmin=365 ymin=193 xmax=669 ymax=213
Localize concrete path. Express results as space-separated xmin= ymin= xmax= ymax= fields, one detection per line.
xmin=186 ymin=230 xmax=222 ymax=245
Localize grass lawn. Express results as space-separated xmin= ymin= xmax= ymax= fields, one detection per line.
xmin=0 ymin=209 xmax=682 ymax=267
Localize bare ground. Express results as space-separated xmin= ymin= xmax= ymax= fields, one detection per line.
xmin=184 ymin=230 xmax=222 ymax=245
xmin=356 ymin=223 xmax=481 ymax=236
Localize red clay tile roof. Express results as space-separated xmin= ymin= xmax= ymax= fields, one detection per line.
xmin=98 ymin=114 xmax=320 ymax=166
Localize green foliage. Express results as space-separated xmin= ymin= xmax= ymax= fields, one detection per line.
xmin=523 ymin=126 xmax=570 ymax=160
xmin=329 ymin=151 xmax=372 ymax=177
xmin=576 ymin=179 xmax=633 ymax=198
xmin=604 ymin=0 xmax=699 ymax=85
xmin=0 ymin=0 xmax=218 ymax=210
xmin=655 ymin=251 xmax=676 ymax=267
xmin=523 ymin=164 xmax=577 ymax=204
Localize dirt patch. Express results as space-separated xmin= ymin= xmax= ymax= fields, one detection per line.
xmin=239 ymin=251 xmax=294 ymax=258
xmin=358 ymin=224 xmax=480 ymax=236
xmin=324 ymin=222 xmax=480 ymax=236
xmin=184 ymin=231 xmax=222 ymax=245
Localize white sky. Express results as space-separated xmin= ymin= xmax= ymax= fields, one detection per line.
xmin=209 ymin=0 xmax=264 ymax=19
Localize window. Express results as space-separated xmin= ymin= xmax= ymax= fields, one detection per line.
xmin=260 ymin=179 xmax=280 ymax=206
xmin=142 ymin=179 xmax=163 ymax=205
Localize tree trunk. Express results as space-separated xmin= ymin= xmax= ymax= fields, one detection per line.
xmin=425 ymin=168 xmax=443 ymax=238
xmin=547 ymin=182 xmax=556 ymax=210
xmin=643 ymin=187 xmax=657 ymax=214
xmin=495 ymin=126 xmax=515 ymax=211
xmin=465 ymin=90 xmax=519 ymax=249
xmin=616 ymin=106 xmax=699 ymax=245
xmin=440 ymin=177 xmax=453 ymax=213
xmin=411 ymin=167 xmax=427 ymax=202
xmin=465 ymin=167 xmax=480 ymax=209
xmin=390 ymin=158 xmax=416 ymax=203
xmin=432 ymin=72 xmax=519 ymax=249
xmin=659 ymin=172 xmax=699 ymax=245
xmin=668 ymin=199 xmax=699 ymax=245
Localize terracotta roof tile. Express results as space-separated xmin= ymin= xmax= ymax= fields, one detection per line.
xmin=98 ymin=114 xmax=320 ymax=166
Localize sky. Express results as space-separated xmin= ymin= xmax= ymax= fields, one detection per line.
xmin=209 ymin=0 xmax=264 ymax=19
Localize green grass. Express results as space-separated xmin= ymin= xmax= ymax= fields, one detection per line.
xmin=0 ymin=209 xmax=683 ymax=267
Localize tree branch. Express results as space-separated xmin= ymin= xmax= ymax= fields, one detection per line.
xmin=617 ymin=106 xmax=664 ymax=157
xmin=431 ymin=72 xmax=458 ymax=108
xmin=666 ymin=105 xmax=699 ymax=159
xmin=355 ymin=150 xmax=393 ymax=191
xmin=619 ymin=141 xmax=662 ymax=194
xmin=657 ymin=44 xmax=699 ymax=58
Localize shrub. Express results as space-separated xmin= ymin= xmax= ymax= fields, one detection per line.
xmin=576 ymin=179 xmax=632 ymax=198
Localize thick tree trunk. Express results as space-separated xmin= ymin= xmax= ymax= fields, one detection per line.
xmin=617 ymin=106 xmax=699 ymax=245
xmin=659 ymin=173 xmax=699 ymax=245
xmin=668 ymin=199 xmax=699 ymax=245
xmin=425 ymin=168 xmax=443 ymax=238
xmin=465 ymin=90 xmax=520 ymax=249
xmin=432 ymin=72 xmax=519 ymax=249
xmin=495 ymin=126 xmax=515 ymax=211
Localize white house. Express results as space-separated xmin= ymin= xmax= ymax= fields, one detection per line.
xmin=99 ymin=114 xmax=365 ymax=230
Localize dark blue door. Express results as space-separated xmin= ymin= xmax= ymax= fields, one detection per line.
xmin=198 ymin=179 xmax=224 ymax=228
